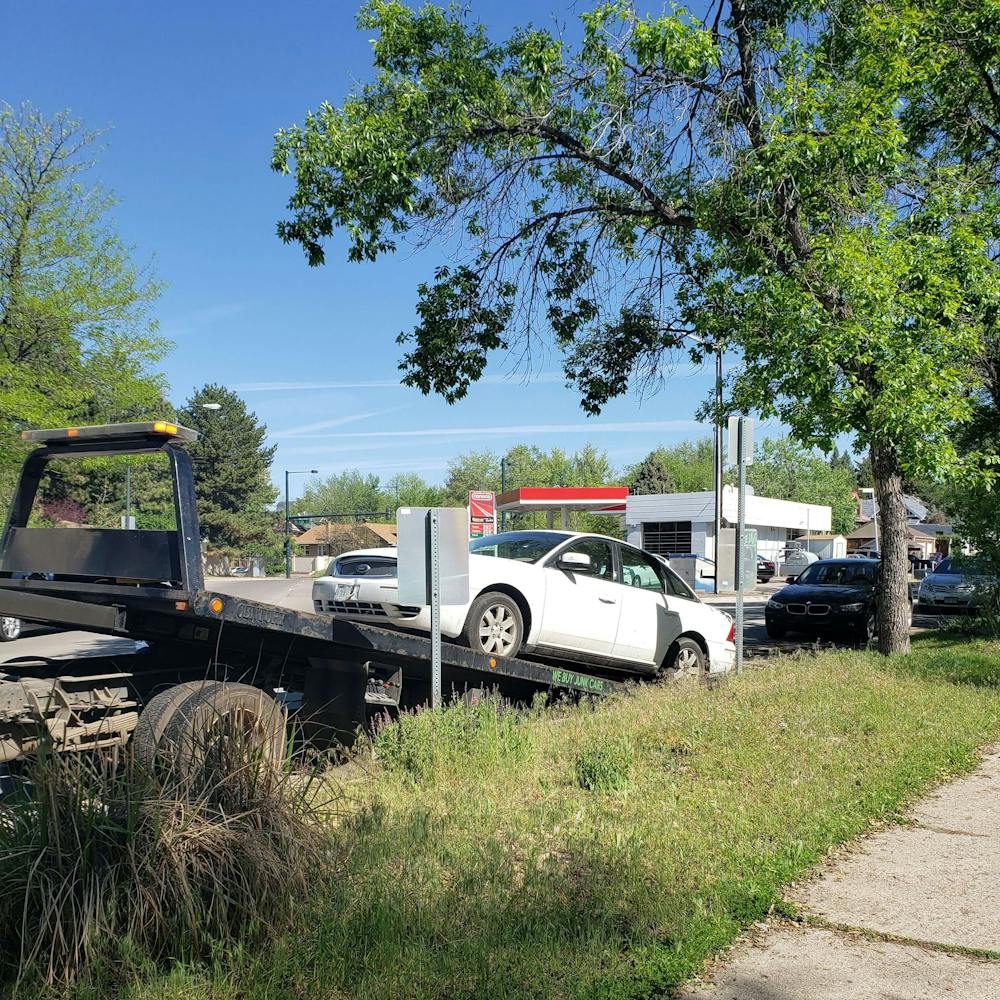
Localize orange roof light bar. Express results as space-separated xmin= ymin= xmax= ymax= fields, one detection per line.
xmin=20 ymin=421 xmax=198 ymax=445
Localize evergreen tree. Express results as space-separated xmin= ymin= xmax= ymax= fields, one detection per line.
xmin=178 ymin=385 xmax=278 ymax=554
xmin=628 ymin=453 xmax=676 ymax=495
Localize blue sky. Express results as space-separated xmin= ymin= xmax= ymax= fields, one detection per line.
xmin=4 ymin=1 xmax=779 ymax=497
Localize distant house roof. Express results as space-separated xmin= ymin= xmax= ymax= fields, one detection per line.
xmin=295 ymin=521 xmax=397 ymax=547
xmin=364 ymin=523 xmax=398 ymax=544
xmin=858 ymin=495 xmax=928 ymax=523
xmin=848 ymin=521 xmax=946 ymax=543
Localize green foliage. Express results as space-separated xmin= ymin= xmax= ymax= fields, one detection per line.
xmin=36 ymin=639 xmax=1000 ymax=997
xmin=442 ymin=450 xmax=501 ymax=502
xmin=0 ymin=103 xmax=168 ymax=506
xmin=40 ymin=452 xmax=176 ymax=530
xmin=749 ymin=437 xmax=858 ymax=535
xmin=0 ymin=731 xmax=327 ymax=989
xmin=273 ymin=1 xmax=1000 ymax=652
xmin=574 ymin=739 xmax=633 ymax=792
xmin=178 ymin=385 xmax=279 ymax=555
xmin=371 ymin=694 xmax=536 ymax=783
xmin=627 ymin=439 xmax=715 ymax=494
xmin=628 ymin=451 xmax=676 ymax=495
xmin=296 ymin=469 xmax=388 ymax=519
xmin=443 ymin=443 xmax=621 ymax=532
xmin=385 ymin=472 xmax=446 ymax=510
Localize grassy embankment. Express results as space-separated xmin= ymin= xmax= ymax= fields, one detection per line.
xmin=10 ymin=634 xmax=1000 ymax=999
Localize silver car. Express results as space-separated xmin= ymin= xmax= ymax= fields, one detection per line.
xmin=916 ymin=557 xmax=997 ymax=612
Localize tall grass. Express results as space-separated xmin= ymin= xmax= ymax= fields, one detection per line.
xmin=0 ymin=721 xmax=332 ymax=988
xmin=6 ymin=638 xmax=1000 ymax=999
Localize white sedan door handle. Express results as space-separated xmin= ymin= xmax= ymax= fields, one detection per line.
xmin=598 ymin=596 xmax=617 ymax=604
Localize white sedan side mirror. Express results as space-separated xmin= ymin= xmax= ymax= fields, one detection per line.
xmin=557 ymin=551 xmax=593 ymax=573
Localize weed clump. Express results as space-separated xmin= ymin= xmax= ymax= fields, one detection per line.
xmin=574 ymin=739 xmax=634 ymax=792
xmin=371 ymin=692 xmax=535 ymax=782
xmin=0 ymin=727 xmax=331 ymax=987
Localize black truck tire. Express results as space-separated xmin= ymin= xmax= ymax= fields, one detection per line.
xmin=131 ymin=681 xmax=214 ymax=770
xmin=161 ymin=681 xmax=287 ymax=771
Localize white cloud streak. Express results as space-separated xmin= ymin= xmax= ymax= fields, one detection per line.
xmin=280 ymin=419 xmax=704 ymax=441
xmin=234 ymin=371 xmax=567 ymax=392
xmin=270 ymin=408 xmax=402 ymax=439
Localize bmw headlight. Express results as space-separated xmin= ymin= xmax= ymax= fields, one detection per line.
xmin=767 ymin=599 xmax=785 ymax=609
xmin=841 ymin=602 xmax=864 ymax=613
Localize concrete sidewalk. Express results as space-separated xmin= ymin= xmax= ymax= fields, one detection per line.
xmin=681 ymin=749 xmax=1000 ymax=999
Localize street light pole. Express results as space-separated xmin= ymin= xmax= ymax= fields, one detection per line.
xmin=284 ymin=469 xmax=318 ymax=578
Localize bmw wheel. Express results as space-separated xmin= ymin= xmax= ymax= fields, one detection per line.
xmin=0 ymin=617 xmax=21 ymax=641
xmin=464 ymin=592 xmax=524 ymax=659
xmin=856 ymin=612 xmax=877 ymax=644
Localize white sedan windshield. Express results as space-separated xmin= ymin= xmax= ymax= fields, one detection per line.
xmin=469 ymin=531 xmax=567 ymax=563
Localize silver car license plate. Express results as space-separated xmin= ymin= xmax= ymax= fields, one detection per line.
xmin=334 ymin=583 xmax=359 ymax=601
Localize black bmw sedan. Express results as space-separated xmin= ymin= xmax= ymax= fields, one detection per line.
xmin=765 ymin=558 xmax=880 ymax=642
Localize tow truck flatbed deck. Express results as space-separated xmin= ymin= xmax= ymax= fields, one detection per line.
xmin=0 ymin=421 xmax=637 ymax=761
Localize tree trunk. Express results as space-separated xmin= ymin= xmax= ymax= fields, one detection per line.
xmin=870 ymin=437 xmax=911 ymax=655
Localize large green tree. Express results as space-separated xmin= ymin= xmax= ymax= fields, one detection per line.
xmin=0 ymin=103 xmax=167 ymax=502
xmin=178 ymin=385 xmax=279 ymax=554
xmin=627 ymin=440 xmax=716 ymax=494
xmin=296 ymin=469 xmax=388 ymax=519
xmin=274 ymin=1 xmax=998 ymax=652
xmin=859 ymin=0 xmax=1000 ymax=562
xmin=749 ymin=438 xmax=857 ymax=535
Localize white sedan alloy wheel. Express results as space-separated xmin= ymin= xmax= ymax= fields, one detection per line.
xmin=0 ymin=617 xmax=22 ymax=641
xmin=478 ymin=601 xmax=519 ymax=656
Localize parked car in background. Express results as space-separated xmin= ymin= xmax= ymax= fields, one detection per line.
xmin=915 ymin=556 xmax=998 ymax=613
xmin=778 ymin=547 xmax=818 ymax=581
xmin=0 ymin=617 xmax=21 ymax=641
xmin=765 ymin=558 xmax=882 ymax=642
xmin=313 ymin=530 xmax=736 ymax=677
xmin=757 ymin=555 xmax=776 ymax=583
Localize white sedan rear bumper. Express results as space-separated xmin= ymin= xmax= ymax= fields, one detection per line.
xmin=311 ymin=576 xmax=466 ymax=637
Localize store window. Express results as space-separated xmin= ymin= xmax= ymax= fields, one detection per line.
xmin=642 ymin=521 xmax=692 ymax=556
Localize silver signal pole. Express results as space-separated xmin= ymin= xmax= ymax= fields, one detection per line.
xmin=729 ymin=415 xmax=753 ymax=675
xmin=735 ymin=417 xmax=746 ymax=674
xmin=714 ymin=349 xmax=723 ymax=594
xmin=429 ymin=508 xmax=442 ymax=709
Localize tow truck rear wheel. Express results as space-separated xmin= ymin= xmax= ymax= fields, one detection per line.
xmin=162 ymin=681 xmax=287 ymax=773
xmin=131 ymin=681 xmax=219 ymax=770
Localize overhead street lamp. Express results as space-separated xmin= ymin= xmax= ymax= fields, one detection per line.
xmin=285 ymin=469 xmax=318 ymax=578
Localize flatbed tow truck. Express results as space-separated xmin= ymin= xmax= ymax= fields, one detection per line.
xmin=0 ymin=421 xmax=650 ymax=765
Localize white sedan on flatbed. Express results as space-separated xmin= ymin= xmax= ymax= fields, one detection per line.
xmin=312 ymin=530 xmax=735 ymax=678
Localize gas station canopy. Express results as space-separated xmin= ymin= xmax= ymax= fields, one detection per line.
xmin=496 ymin=487 xmax=628 ymax=529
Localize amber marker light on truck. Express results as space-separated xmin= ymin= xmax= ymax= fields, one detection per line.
xmin=209 ymin=598 xmax=224 ymax=614
xmin=20 ymin=421 xmax=198 ymax=444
